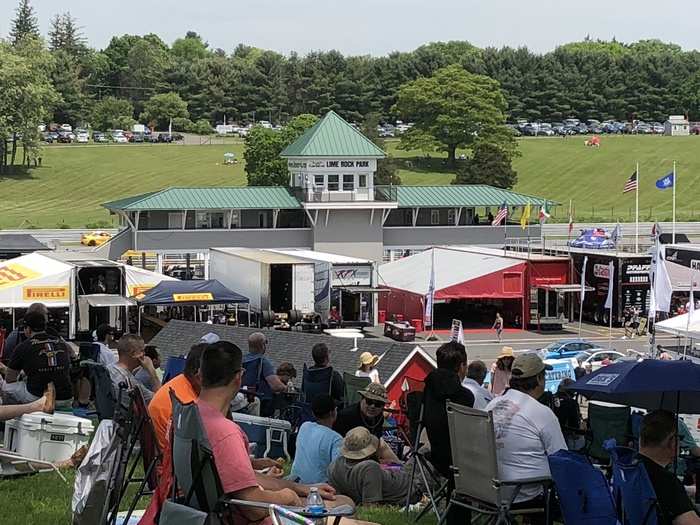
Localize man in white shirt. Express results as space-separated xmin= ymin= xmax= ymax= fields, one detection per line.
xmin=462 ymin=360 xmax=493 ymax=409
xmin=485 ymin=353 xmax=567 ymax=507
xmin=94 ymin=324 xmax=117 ymax=366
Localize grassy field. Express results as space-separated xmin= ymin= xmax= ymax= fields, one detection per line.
xmin=2 ymin=134 xmax=700 ymax=229
xmin=0 ymin=469 xmax=434 ymax=525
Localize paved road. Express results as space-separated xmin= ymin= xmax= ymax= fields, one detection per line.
xmin=399 ymin=322 xmax=681 ymax=364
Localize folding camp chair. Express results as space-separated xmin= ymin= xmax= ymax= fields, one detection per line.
xmin=163 ymin=393 xmax=355 ymax=525
xmin=548 ymin=449 xmax=617 ymax=525
xmin=586 ymin=402 xmax=631 ymax=462
xmin=81 ymin=360 xmax=118 ymax=421
xmin=606 ymin=444 xmax=660 ymax=525
xmin=301 ymin=364 xmax=333 ymax=404
xmin=162 ymin=355 xmax=187 ymax=383
xmin=444 ymin=402 xmax=552 ymax=525
xmin=269 ymin=505 xmax=314 ymax=525
xmin=343 ymin=372 xmax=370 ymax=407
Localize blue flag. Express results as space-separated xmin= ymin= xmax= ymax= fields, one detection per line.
xmin=655 ymin=172 xmax=674 ymax=190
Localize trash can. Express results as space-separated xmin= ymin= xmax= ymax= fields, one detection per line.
xmin=378 ymin=310 xmax=387 ymax=324
xmin=410 ymin=319 xmax=424 ymax=332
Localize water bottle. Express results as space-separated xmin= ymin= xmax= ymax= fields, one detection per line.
xmin=306 ymin=487 xmax=326 ymax=524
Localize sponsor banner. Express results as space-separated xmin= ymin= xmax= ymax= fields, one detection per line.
xmin=544 ymin=359 xmax=577 ymax=393
xmin=586 ymin=373 xmax=619 ymax=387
xmin=129 ymin=284 xmax=154 ymax=297
xmin=0 ymin=263 xmax=41 ymax=290
xmin=331 ymin=265 xmax=372 ymax=287
xmin=22 ymin=286 xmax=69 ymax=301
xmin=622 ymin=263 xmax=650 ymax=285
xmin=593 ymin=263 xmax=610 ymax=279
xmin=172 ymin=293 xmax=213 ymax=302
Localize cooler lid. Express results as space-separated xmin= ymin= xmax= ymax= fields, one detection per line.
xmin=20 ymin=411 xmax=95 ymax=432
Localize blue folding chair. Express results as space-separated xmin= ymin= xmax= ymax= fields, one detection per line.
xmin=161 ymin=355 xmax=186 ymax=383
xmin=606 ymin=442 xmax=659 ymax=525
xmin=301 ymin=364 xmax=333 ymax=404
xmin=548 ymin=449 xmax=618 ymax=525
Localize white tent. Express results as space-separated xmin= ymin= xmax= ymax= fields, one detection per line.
xmin=0 ymin=253 xmax=73 ymax=308
xmin=122 ymin=264 xmax=177 ymax=298
xmin=654 ymin=311 xmax=700 ymax=339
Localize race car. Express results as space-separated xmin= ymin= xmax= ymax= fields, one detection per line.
xmin=81 ymin=230 xmax=112 ymax=246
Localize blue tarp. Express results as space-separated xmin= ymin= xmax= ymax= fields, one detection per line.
xmin=568 ymin=228 xmax=616 ymax=250
xmin=137 ymin=279 xmax=249 ymax=305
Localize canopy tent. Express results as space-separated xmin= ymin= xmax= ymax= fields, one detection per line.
xmin=123 ymin=264 xmax=177 ymax=298
xmin=654 ymin=311 xmax=700 ymax=339
xmin=136 ymin=279 xmax=249 ymax=306
xmin=377 ymin=246 xmax=526 ymax=299
xmin=0 ymin=253 xmax=73 ymax=308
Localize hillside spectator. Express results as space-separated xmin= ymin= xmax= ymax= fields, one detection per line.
xmin=309 ymin=343 xmax=345 ymax=404
xmin=486 ymin=353 xmax=566 ymax=511
xmin=276 ymin=362 xmax=297 ymax=390
xmin=135 ymin=345 xmax=161 ymax=392
xmin=242 ymin=332 xmax=287 ymax=416
xmin=334 ymin=383 xmax=387 ymax=439
xmin=552 ymin=378 xmax=583 ymax=450
xmin=462 ymin=359 xmax=493 ymax=409
xmin=4 ymin=311 xmax=73 ymax=409
xmin=106 ymin=334 xmax=159 ymax=404
xmin=290 ymin=394 xmax=343 ymax=484
xmin=638 ymin=410 xmax=700 ymax=525
xmin=356 ymin=352 xmax=380 ymax=384
xmin=490 ymin=346 xmax=514 ymax=395
xmin=1 ymin=302 xmax=48 ymax=365
xmin=93 ymin=324 xmax=117 ymax=366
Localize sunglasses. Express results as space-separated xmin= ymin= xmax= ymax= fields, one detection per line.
xmin=365 ymin=399 xmax=386 ymax=408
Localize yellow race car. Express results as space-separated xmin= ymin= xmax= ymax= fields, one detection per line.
xmin=81 ymin=230 xmax=112 ymax=246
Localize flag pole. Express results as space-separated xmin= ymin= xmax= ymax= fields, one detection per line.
xmin=672 ymin=161 xmax=676 ymax=244
xmin=568 ymin=199 xmax=572 ymax=242
xmin=635 ymin=162 xmax=639 ymax=253
xmin=683 ymin=271 xmax=694 ymax=357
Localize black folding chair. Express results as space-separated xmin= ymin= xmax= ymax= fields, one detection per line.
xmin=163 ymin=392 xmax=354 ymax=525
xmin=301 ymin=364 xmax=333 ymax=403
xmin=81 ymin=360 xmax=118 ymax=420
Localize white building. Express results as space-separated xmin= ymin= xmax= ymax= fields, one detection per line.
xmin=664 ymin=115 xmax=689 ymax=136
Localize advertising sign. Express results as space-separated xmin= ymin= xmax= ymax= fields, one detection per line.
xmin=172 ymin=293 xmax=213 ymax=302
xmin=331 ymin=265 xmax=372 ymax=287
xmin=0 ymin=263 xmax=41 ymax=290
xmin=544 ymin=358 xmax=577 ymax=393
xmin=22 ymin=286 xmax=69 ymax=302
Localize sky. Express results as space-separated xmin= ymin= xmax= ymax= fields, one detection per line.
xmin=3 ymin=0 xmax=699 ymax=55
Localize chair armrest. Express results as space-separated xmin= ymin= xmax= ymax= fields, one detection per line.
xmin=494 ymin=477 xmax=552 ymax=488
xmin=220 ymin=498 xmax=355 ymax=517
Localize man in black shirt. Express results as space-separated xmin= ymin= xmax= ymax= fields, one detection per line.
xmin=4 ymin=311 xmax=73 ymax=408
xmin=1 ymin=302 xmax=48 ymax=365
xmin=334 ymin=382 xmax=386 ymax=439
xmin=639 ymin=410 xmax=699 ymax=525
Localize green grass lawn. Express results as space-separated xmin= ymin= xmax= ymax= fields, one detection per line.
xmin=0 ymin=469 xmax=434 ymax=525
xmin=2 ymin=134 xmax=699 ymax=229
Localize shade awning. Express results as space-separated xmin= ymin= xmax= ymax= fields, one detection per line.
xmin=535 ymin=284 xmax=594 ymax=293
xmin=137 ymin=279 xmax=249 ymax=305
xmin=83 ymin=294 xmax=136 ymax=307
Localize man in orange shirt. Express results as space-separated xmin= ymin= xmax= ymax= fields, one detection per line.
xmin=148 ymin=343 xmax=207 ymax=452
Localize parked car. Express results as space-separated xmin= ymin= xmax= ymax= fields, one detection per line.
xmin=57 ymin=131 xmax=73 ymax=143
xmin=43 ymin=131 xmax=59 ymax=143
xmin=171 ymin=133 xmax=184 ymax=141
xmin=156 ymin=133 xmax=173 ymax=143
xmin=541 ymin=339 xmax=603 ymax=360
xmin=80 ymin=230 xmax=112 ymax=247
xmin=690 ymin=124 xmax=700 ymax=135
xmin=652 ymin=122 xmax=665 ymax=134
xmin=537 ymin=123 xmax=555 ymax=136
xmin=129 ymin=132 xmax=144 ymax=143
xmin=92 ymin=131 xmax=108 ymax=143
xmin=111 ymin=130 xmax=128 ymax=143
xmin=575 ymin=350 xmax=626 ymax=371
xmin=59 ymin=123 xmax=73 ymax=132
xmin=75 ymin=129 xmax=89 ymax=143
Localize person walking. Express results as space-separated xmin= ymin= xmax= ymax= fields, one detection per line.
xmin=493 ymin=312 xmax=504 ymax=341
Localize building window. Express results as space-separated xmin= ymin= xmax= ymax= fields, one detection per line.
xmin=314 ymin=174 xmax=324 ymax=188
xmin=343 ymin=174 xmax=354 ymax=191
xmin=430 ymin=209 xmax=440 ymax=225
xmin=358 ymin=174 xmax=367 ymax=188
xmin=258 ymin=212 xmax=268 ymax=228
xmin=196 ymin=212 xmax=210 ymax=229
xmin=447 ymin=209 xmax=456 ymax=225
xmin=328 ymin=175 xmax=339 ymax=191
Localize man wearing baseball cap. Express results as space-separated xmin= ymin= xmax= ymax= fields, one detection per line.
xmin=485 ymin=352 xmax=567 ymax=509
xmin=334 ymin=382 xmax=388 ymax=439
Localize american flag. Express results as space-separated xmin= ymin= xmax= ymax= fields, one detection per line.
xmin=492 ymin=202 xmax=508 ymax=226
xmin=623 ymin=171 xmax=638 ymax=193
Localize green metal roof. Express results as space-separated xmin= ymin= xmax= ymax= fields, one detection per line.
xmin=281 ymin=111 xmax=385 ymax=158
xmin=103 ymin=187 xmax=302 ymax=211
xmin=395 ymin=185 xmax=556 ymax=208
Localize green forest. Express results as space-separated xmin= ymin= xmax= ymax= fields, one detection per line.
xmin=6 ymin=0 xmax=700 ymax=129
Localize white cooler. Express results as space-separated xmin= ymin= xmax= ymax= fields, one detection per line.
xmin=3 ymin=412 xmax=94 ymax=463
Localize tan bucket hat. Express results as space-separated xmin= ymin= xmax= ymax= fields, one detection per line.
xmin=341 ymin=427 xmax=380 ymax=460
xmin=358 ymin=383 xmax=388 ymax=404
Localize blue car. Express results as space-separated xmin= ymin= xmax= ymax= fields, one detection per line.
xmin=541 ymin=339 xmax=601 ymax=360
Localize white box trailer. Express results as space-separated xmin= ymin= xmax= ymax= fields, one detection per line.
xmin=209 ymin=248 xmax=315 ymax=315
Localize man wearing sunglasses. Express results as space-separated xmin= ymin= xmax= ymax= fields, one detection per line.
xmin=334 ymin=383 xmax=388 ymax=439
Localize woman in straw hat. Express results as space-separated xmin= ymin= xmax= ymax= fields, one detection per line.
xmin=356 ymin=352 xmax=380 ymax=384
xmin=490 ymin=346 xmax=515 ymax=395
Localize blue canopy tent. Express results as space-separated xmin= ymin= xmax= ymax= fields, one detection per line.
xmin=136 ymin=279 xmax=250 ymax=328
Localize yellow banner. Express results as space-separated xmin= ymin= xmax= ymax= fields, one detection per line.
xmin=129 ymin=284 xmax=154 ymax=297
xmin=172 ymin=293 xmax=213 ymax=302
xmin=0 ymin=263 xmax=41 ymax=290
xmin=23 ymin=286 xmax=69 ymax=301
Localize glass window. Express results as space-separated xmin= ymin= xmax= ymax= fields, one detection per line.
xmin=430 ymin=209 xmax=440 ymax=225
xmin=328 ymin=175 xmax=339 ymax=191
xmin=447 ymin=209 xmax=456 ymax=225
xmin=196 ymin=212 xmax=209 ymax=229
xmin=359 ymin=174 xmax=367 ymax=188
xmin=343 ymin=174 xmax=354 ymax=191
xmin=314 ymin=174 xmax=324 ymax=188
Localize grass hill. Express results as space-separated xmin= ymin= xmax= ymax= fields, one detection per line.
xmin=1 ymin=135 xmax=699 ymax=229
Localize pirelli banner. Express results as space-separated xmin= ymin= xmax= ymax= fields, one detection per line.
xmin=0 ymin=253 xmax=73 ymax=308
